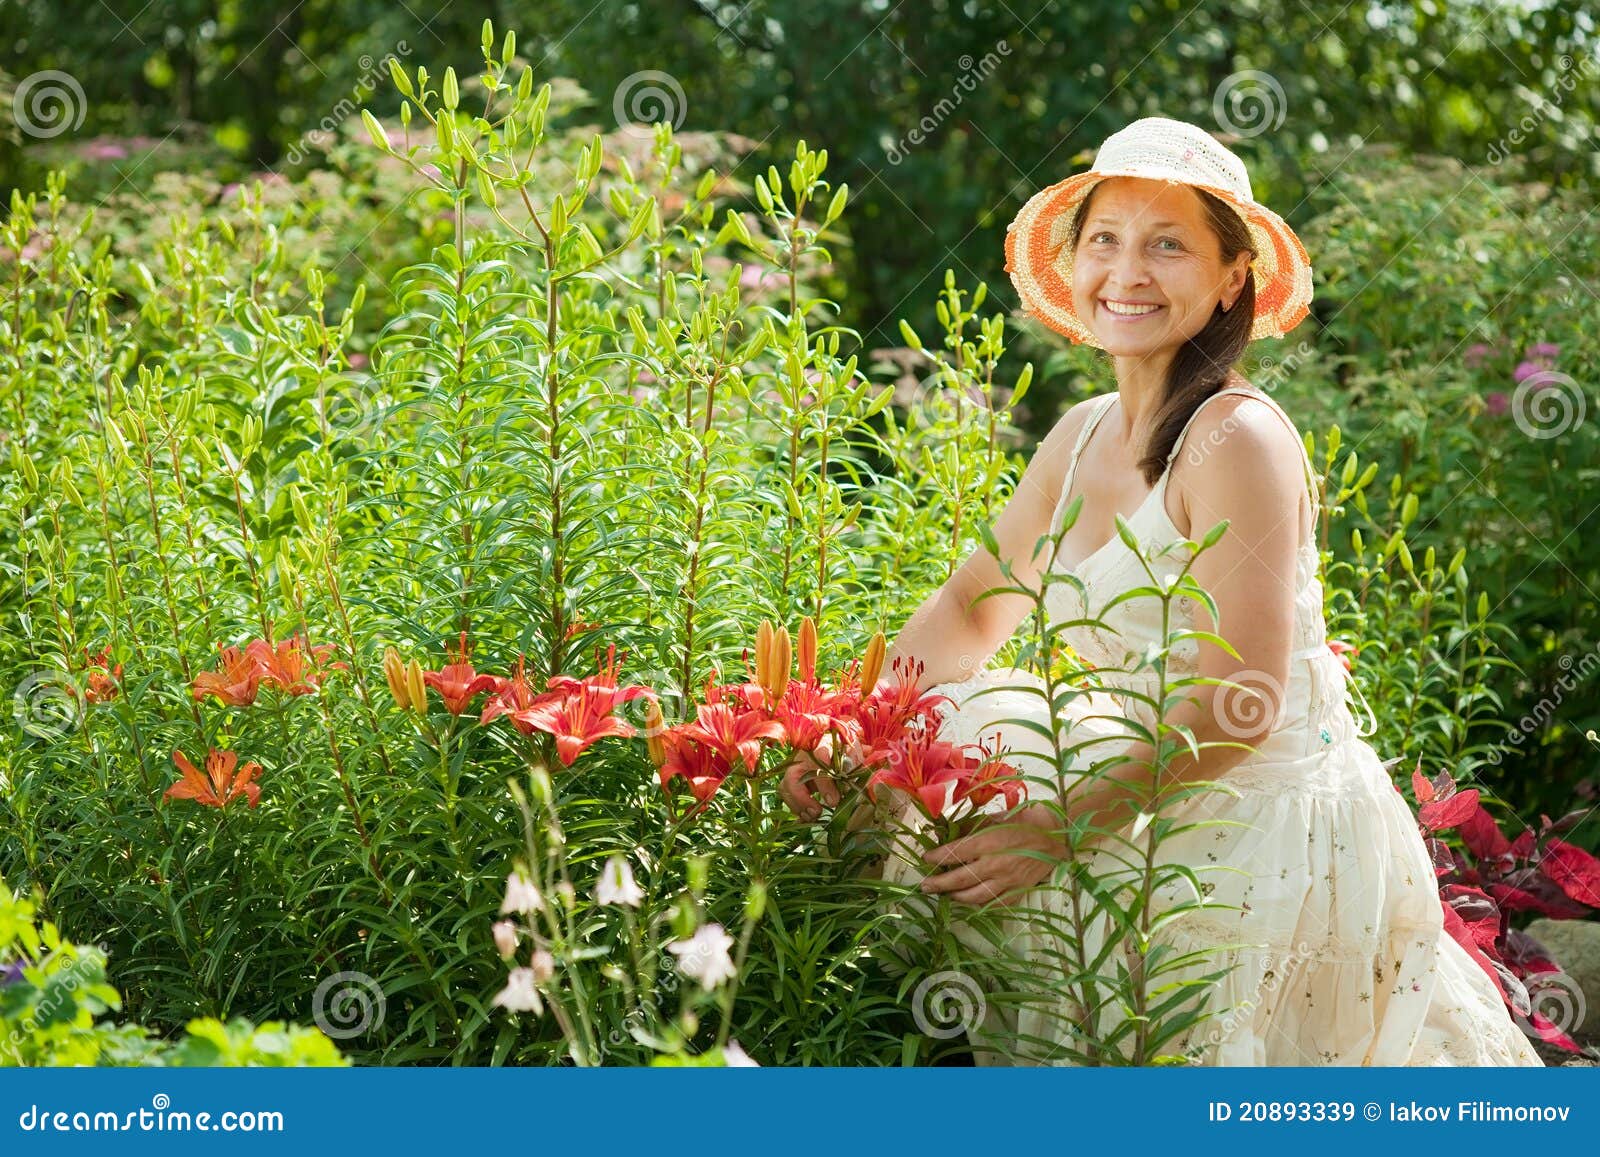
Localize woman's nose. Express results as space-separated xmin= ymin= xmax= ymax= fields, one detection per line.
xmin=1111 ymin=246 xmax=1153 ymax=288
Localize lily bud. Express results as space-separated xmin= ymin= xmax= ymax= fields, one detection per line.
xmin=859 ymin=631 xmax=885 ymax=698
xmin=405 ymin=658 xmax=428 ymax=715
xmin=643 ymin=698 xmax=668 ymax=768
xmin=492 ymin=919 xmax=518 ymax=959
xmin=769 ymin=627 xmax=790 ymax=703
xmin=383 ymin=647 xmax=411 ymax=711
xmin=754 ymin=620 xmax=773 ymax=691
xmin=798 ymin=616 xmax=817 ymax=682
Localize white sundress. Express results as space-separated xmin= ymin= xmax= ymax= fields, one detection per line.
xmin=882 ymin=386 xmax=1544 ymax=1067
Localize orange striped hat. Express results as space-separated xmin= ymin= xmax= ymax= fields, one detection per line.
xmin=1004 ymin=117 xmax=1313 ymax=348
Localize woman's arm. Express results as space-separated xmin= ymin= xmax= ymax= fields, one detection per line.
xmin=882 ymin=403 xmax=1088 ymax=692
xmin=778 ymin=402 xmax=1089 ymax=819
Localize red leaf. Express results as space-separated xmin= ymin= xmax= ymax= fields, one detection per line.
xmin=1457 ymin=804 xmax=1512 ymax=861
xmin=1489 ymin=872 xmax=1591 ymax=919
xmin=1425 ymin=836 xmax=1458 ymax=878
xmin=1540 ymin=838 xmax=1600 ymax=908
xmin=1419 ymin=789 xmax=1481 ymax=832
xmin=1440 ymin=903 xmax=1511 ymax=1003
xmin=1442 ymin=884 xmax=1501 ymax=950
xmin=1412 ymin=764 xmax=1435 ymax=803
xmin=1509 ymin=829 xmax=1537 ymax=859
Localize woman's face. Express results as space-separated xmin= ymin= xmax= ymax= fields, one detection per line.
xmin=1070 ymin=176 xmax=1252 ymax=358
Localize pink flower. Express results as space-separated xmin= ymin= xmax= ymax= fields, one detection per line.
xmin=1463 ymin=342 xmax=1495 ymax=370
xmin=81 ymin=139 xmax=128 ymax=161
xmin=1484 ymin=391 xmax=1509 ymax=416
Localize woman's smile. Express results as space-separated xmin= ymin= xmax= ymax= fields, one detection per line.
xmin=1100 ymin=297 xmax=1166 ymax=321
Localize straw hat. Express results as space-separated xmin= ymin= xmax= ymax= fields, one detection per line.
xmin=1004 ymin=116 xmax=1313 ymax=348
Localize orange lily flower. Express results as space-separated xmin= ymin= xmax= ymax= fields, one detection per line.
xmin=192 ymin=644 xmax=267 ymax=707
xmin=657 ymin=732 xmax=735 ymax=806
xmin=1327 ymin=640 xmax=1356 ymax=673
xmin=81 ymin=645 xmax=122 ymax=704
xmin=511 ymin=643 xmax=652 ymax=765
xmin=164 ymin=747 xmax=262 ymax=809
xmin=423 ymin=631 xmax=501 ymax=715
xmin=481 ymin=655 xmax=566 ymax=734
xmin=677 ymin=700 xmax=787 ymax=775
xmin=248 ymin=630 xmax=344 ymax=695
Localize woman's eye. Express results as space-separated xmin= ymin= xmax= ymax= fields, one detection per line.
xmin=1155 ymin=237 xmax=1181 ymax=251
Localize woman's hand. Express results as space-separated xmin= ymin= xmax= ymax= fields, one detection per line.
xmin=918 ymin=802 xmax=1066 ymax=906
xmin=777 ymin=741 xmax=842 ymax=822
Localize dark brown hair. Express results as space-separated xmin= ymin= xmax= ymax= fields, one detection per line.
xmin=1068 ymin=182 xmax=1258 ymax=485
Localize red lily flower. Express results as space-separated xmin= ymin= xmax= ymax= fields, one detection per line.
xmin=423 ymin=631 xmax=501 ymax=715
xmin=951 ymin=732 xmax=1025 ymax=814
xmin=164 ymin=747 xmax=262 ymax=809
xmin=510 ymin=643 xmax=653 ymax=765
xmin=192 ymin=644 xmax=267 ymax=707
xmin=677 ymin=701 xmax=787 ymax=775
xmin=657 ymin=731 xmax=735 ymax=807
xmin=481 ymin=654 xmax=566 ymax=734
xmin=770 ymin=677 xmax=847 ymax=755
xmin=834 ymin=656 xmax=953 ymax=770
xmin=867 ymin=730 xmax=989 ymax=820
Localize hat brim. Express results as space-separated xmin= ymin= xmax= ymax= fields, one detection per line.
xmin=1004 ymin=169 xmax=1314 ymax=348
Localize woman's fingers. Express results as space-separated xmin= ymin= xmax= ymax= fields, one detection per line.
xmin=778 ymin=753 xmax=839 ymax=821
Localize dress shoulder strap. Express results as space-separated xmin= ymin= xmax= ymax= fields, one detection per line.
xmin=1162 ymin=386 xmax=1321 ymax=545
xmin=1051 ymin=393 xmax=1119 ymax=533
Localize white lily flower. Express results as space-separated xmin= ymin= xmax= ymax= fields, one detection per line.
xmin=595 ymin=855 xmax=645 ymax=907
xmin=500 ymin=870 xmax=544 ymax=915
xmin=668 ymin=923 xmax=738 ymax=990
xmin=491 ymin=967 xmax=544 ymax=1014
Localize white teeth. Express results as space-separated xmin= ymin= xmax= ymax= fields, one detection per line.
xmin=1103 ymin=300 xmax=1161 ymax=316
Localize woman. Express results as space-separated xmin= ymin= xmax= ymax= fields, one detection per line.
xmin=780 ymin=117 xmax=1543 ymax=1066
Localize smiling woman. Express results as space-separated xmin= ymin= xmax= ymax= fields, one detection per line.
xmin=789 ymin=116 xmax=1548 ymax=1068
